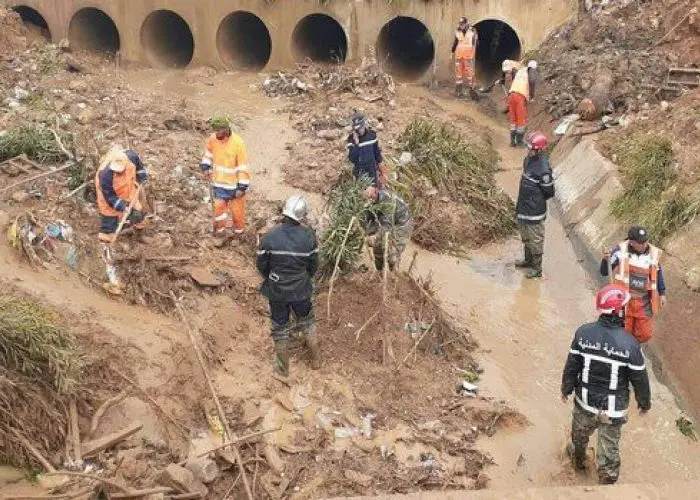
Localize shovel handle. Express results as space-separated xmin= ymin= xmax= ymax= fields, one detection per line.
xmin=112 ymin=183 xmax=143 ymax=246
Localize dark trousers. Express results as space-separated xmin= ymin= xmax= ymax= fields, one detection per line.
xmin=269 ymin=299 xmax=313 ymax=341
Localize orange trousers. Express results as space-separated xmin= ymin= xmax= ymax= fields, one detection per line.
xmin=455 ymin=57 xmax=474 ymax=86
xmin=624 ymin=299 xmax=654 ymax=343
xmin=508 ymin=92 xmax=528 ymax=131
xmin=214 ymin=196 xmax=246 ymax=234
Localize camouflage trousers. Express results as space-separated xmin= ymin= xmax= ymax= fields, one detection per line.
xmin=373 ymin=223 xmax=411 ymax=272
xmin=571 ymin=403 xmax=623 ymax=484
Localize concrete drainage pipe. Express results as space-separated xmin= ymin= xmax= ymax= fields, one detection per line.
xmin=69 ymin=7 xmax=120 ymax=55
xmin=141 ymin=10 xmax=194 ymax=68
xmin=474 ymin=19 xmax=522 ymax=81
xmin=12 ymin=6 xmax=50 ymax=40
xmin=292 ymin=14 xmax=347 ymax=64
xmin=217 ymin=11 xmax=271 ymax=71
xmin=377 ymin=16 xmax=435 ymax=81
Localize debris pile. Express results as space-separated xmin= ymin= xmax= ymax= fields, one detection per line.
xmin=395 ymin=119 xmax=515 ymax=252
xmin=533 ymin=0 xmax=699 ymax=119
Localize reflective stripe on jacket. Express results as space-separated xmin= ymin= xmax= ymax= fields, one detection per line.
xmin=561 ymin=316 xmax=651 ymax=423
xmin=256 ymin=221 xmax=319 ymax=302
xmin=515 ymin=154 xmax=554 ymax=223
xmin=613 ymin=241 xmax=662 ymax=314
xmin=201 ymin=133 xmax=251 ymax=191
xmin=454 ymin=28 xmax=476 ymax=59
xmin=510 ymin=67 xmax=530 ymax=99
xmin=95 ymin=150 xmax=137 ymax=217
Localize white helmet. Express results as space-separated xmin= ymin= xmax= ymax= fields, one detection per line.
xmin=528 ymin=60 xmax=537 ymax=69
xmin=282 ymin=195 xmax=308 ymax=222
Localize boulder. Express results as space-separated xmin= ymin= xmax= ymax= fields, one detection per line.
xmin=158 ymin=464 xmax=208 ymax=497
xmin=184 ymin=457 xmax=219 ymax=484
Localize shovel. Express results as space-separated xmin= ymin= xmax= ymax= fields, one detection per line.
xmin=102 ymin=184 xmax=143 ymax=295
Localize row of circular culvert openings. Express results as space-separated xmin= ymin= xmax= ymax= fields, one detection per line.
xmin=14 ymin=6 xmax=521 ymax=80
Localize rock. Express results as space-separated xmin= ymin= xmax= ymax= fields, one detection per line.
xmin=344 ymin=469 xmax=373 ymax=487
xmin=316 ymin=129 xmax=343 ymax=140
xmin=685 ymin=267 xmax=700 ymax=292
xmin=158 ymin=464 xmax=208 ymax=497
xmin=116 ymin=448 xmax=150 ymax=481
xmin=660 ymin=101 xmax=669 ymax=111
xmin=10 ymin=191 xmax=29 ymax=203
xmin=242 ymin=400 xmax=263 ymax=428
xmin=184 ymin=457 xmax=219 ymax=484
xmin=77 ymin=108 xmax=94 ymax=125
xmin=95 ymin=396 xmax=168 ymax=447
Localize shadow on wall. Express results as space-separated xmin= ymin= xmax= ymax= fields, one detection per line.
xmin=12 ymin=5 xmax=51 ymax=39
xmin=217 ymin=11 xmax=271 ymax=71
xmin=69 ymin=7 xmax=120 ymax=55
xmin=292 ymin=13 xmax=348 ymax=63
xmin=377 ymin=16 xmax=435 ymax=81
xmin=140 ymin=9 xmax=194 ymax=68
xmin=474 ymin=19 xmax=522 ymax=81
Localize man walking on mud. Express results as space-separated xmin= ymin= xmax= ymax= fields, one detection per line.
xmin=257 ymin=195 xmax=320 ymax=377
xmin=514 ymin=131 xmax=554 ymax=279
xmin=451 ymin=16 xmax=478 ymax=99
xmin=199 ymin=117 xmax=251 ymax=245
xmin=561 ymin=284 xmax=651 ymax=484
xmin=347 ymin=113 xmax=388 ymax=188
xmin=600 ymin=226 xmax=666 ymax=343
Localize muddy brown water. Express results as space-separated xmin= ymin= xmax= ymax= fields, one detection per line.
xmin=2 ymin=71 xmax=700 ymax=496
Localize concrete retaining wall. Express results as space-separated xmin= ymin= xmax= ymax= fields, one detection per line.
xmin=1 ymin=0 xmax=575 ymax=80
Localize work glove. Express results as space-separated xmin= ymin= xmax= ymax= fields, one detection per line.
xmin=127 ymin=209 xmax=145 ymax=225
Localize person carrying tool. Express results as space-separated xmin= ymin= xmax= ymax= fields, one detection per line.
xmin=347 ymin=113 xmax=387 ymax=188
xmin=451 ymin=16 xmax=478 ymax=99
xmin=364 ymin=186 xmax=411 ymax=272
xmin=95 ymin=145 xmax=148 ymax=243
xmin=600 ymin=226 xmax=666 ymax=343
xmin=499 ymin=59 xmax=537 ymax=147
xmin=257 ymin=195 xmax=320 ymax=377
xmin=514 ymin=131 xmax=554 ymax=279
xmin=561 ymin=284 xmax=651 ymax=484
xmin=199 ymin=117 xmax=251 ymax=243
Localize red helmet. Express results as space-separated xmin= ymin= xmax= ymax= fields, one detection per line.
xmin=526 ymin=131 xmax=548 ymax=151
xmin=596 ymin=284 xmax=631 ymax=316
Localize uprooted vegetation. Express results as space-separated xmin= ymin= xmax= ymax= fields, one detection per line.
xmin=0 ymin=297 xmax=84 ymax=466
xmin=394 ymin=119 xmax=515 ymax=252
xmin=601 ymin=132 xmax=700 ymax=241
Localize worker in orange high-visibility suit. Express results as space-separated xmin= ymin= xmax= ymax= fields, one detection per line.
xmin=600 ymin=226 xmax=667 ymax=343
xmin=500 ymin=60 xmax=537 ymax=147
xmin=95 ymin=145 xmax=148 ymax=243
xmin=451 ymin=17 xmax=478 ymax=98
xmin=199 ymin=117 xmax=251 ymax=242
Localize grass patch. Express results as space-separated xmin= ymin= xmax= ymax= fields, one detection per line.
xmin=393 ymin=119 xmax=515 ymax=251
xmin=0 ymin=297 xmax=84 ymax=467
xmin=608 ymin=134 xmax=700 ymax=241
xmin=0 ymin=124 xmax=74 ymax=164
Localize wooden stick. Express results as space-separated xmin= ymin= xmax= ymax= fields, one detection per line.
xmin=397 ymin=320 xmax=436 ymax=370
xmin=111 ymin=487 xmax=173 ymax=499
xmin=177 ymin=428 xmax=281 ymax=465
xmin=655 ymin=7 xmax=696 ymax=46
xmin=10 ymin=428 xmax=56 ymax=472
xmin=112 ymin=183 xmax=143 ymax=246
xmin=81 ymin=422 xmax=142 ymax=457
xmin=61 ymin=181 xmax=87 ymax=200
xmin=382 ymin=231 xmax=389 ymax=304
xmin=111 ymin=367 xmax=190 ymax=435
xmin=69 ymin=399 xmax=82 ymax=463
xmin=89 ymin=391 xmax=127 ymax=439
xmin=327 ymin=216 xmax=357 ymax=319
xmin=354 ymin=309 xmax=380 ymax=341
xmin=170 ymin=292 xmax=253 ymax=500
xmin=172 ymin=493 xmax=204 ymax=500
xmin=0 ymin=163 xmax=72 ymax=194
xmin=49 ymin=128 xmax=75 ymax=160
xmin=45 ymin=471 xmax=128 ymax=492
xmin=406 ymin=250 xmax=418 ymax=278
xmin=220 ymin=473 xmax=241 ymax=500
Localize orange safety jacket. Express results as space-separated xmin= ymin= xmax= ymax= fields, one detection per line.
xmin=95 ymin=150 xmax=137 ymax=218
xmin=455 ymin=28 xmax=476 ymax=59
xmin=200 ymin=133 xmax=251 ymax=191
xmin=613 ymin=240 xmax=662 ymax=314
xmin=509 ymin=67 xmax=530 ymax=99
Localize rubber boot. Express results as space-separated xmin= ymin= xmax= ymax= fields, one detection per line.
xmin=526 ymin=253 xmax=543 ymax=279
xmin=468 ymin=86 xmax=480 ymax=101
xmin=514 ymin=247 xmax=532 ymax=268
xmin=305 ymin=326 xmax=321 ymax=370
xmin=510 ymin=130 xmax=517 ymax=147
xmin=516 ymin=132 xmax=526 ymax=147
xmin=566 ymin=443 xmax=587 ymax=472
xmin=273 ymin=339 xmax=289 ymax=377
xmin=455 ymin=83 xmax=463 ymax=98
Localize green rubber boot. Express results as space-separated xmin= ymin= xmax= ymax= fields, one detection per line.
xmin=273 ymin=339 xmax=289 ymax=377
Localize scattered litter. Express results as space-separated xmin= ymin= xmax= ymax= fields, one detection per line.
xmin=554 ymin=114 xmax=580 ymax=136
xmin=457 ymin=381 xmax=479 ymax=397
xmin=420 ymin=453 xmax=440 ymax=470
xmin=334 ymin=427 xmax=360 ymax=439
xmin=676 ymin=413 xmax=698 ymax=440
xmin=45 ymin=220 xmax=73 ymax=242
